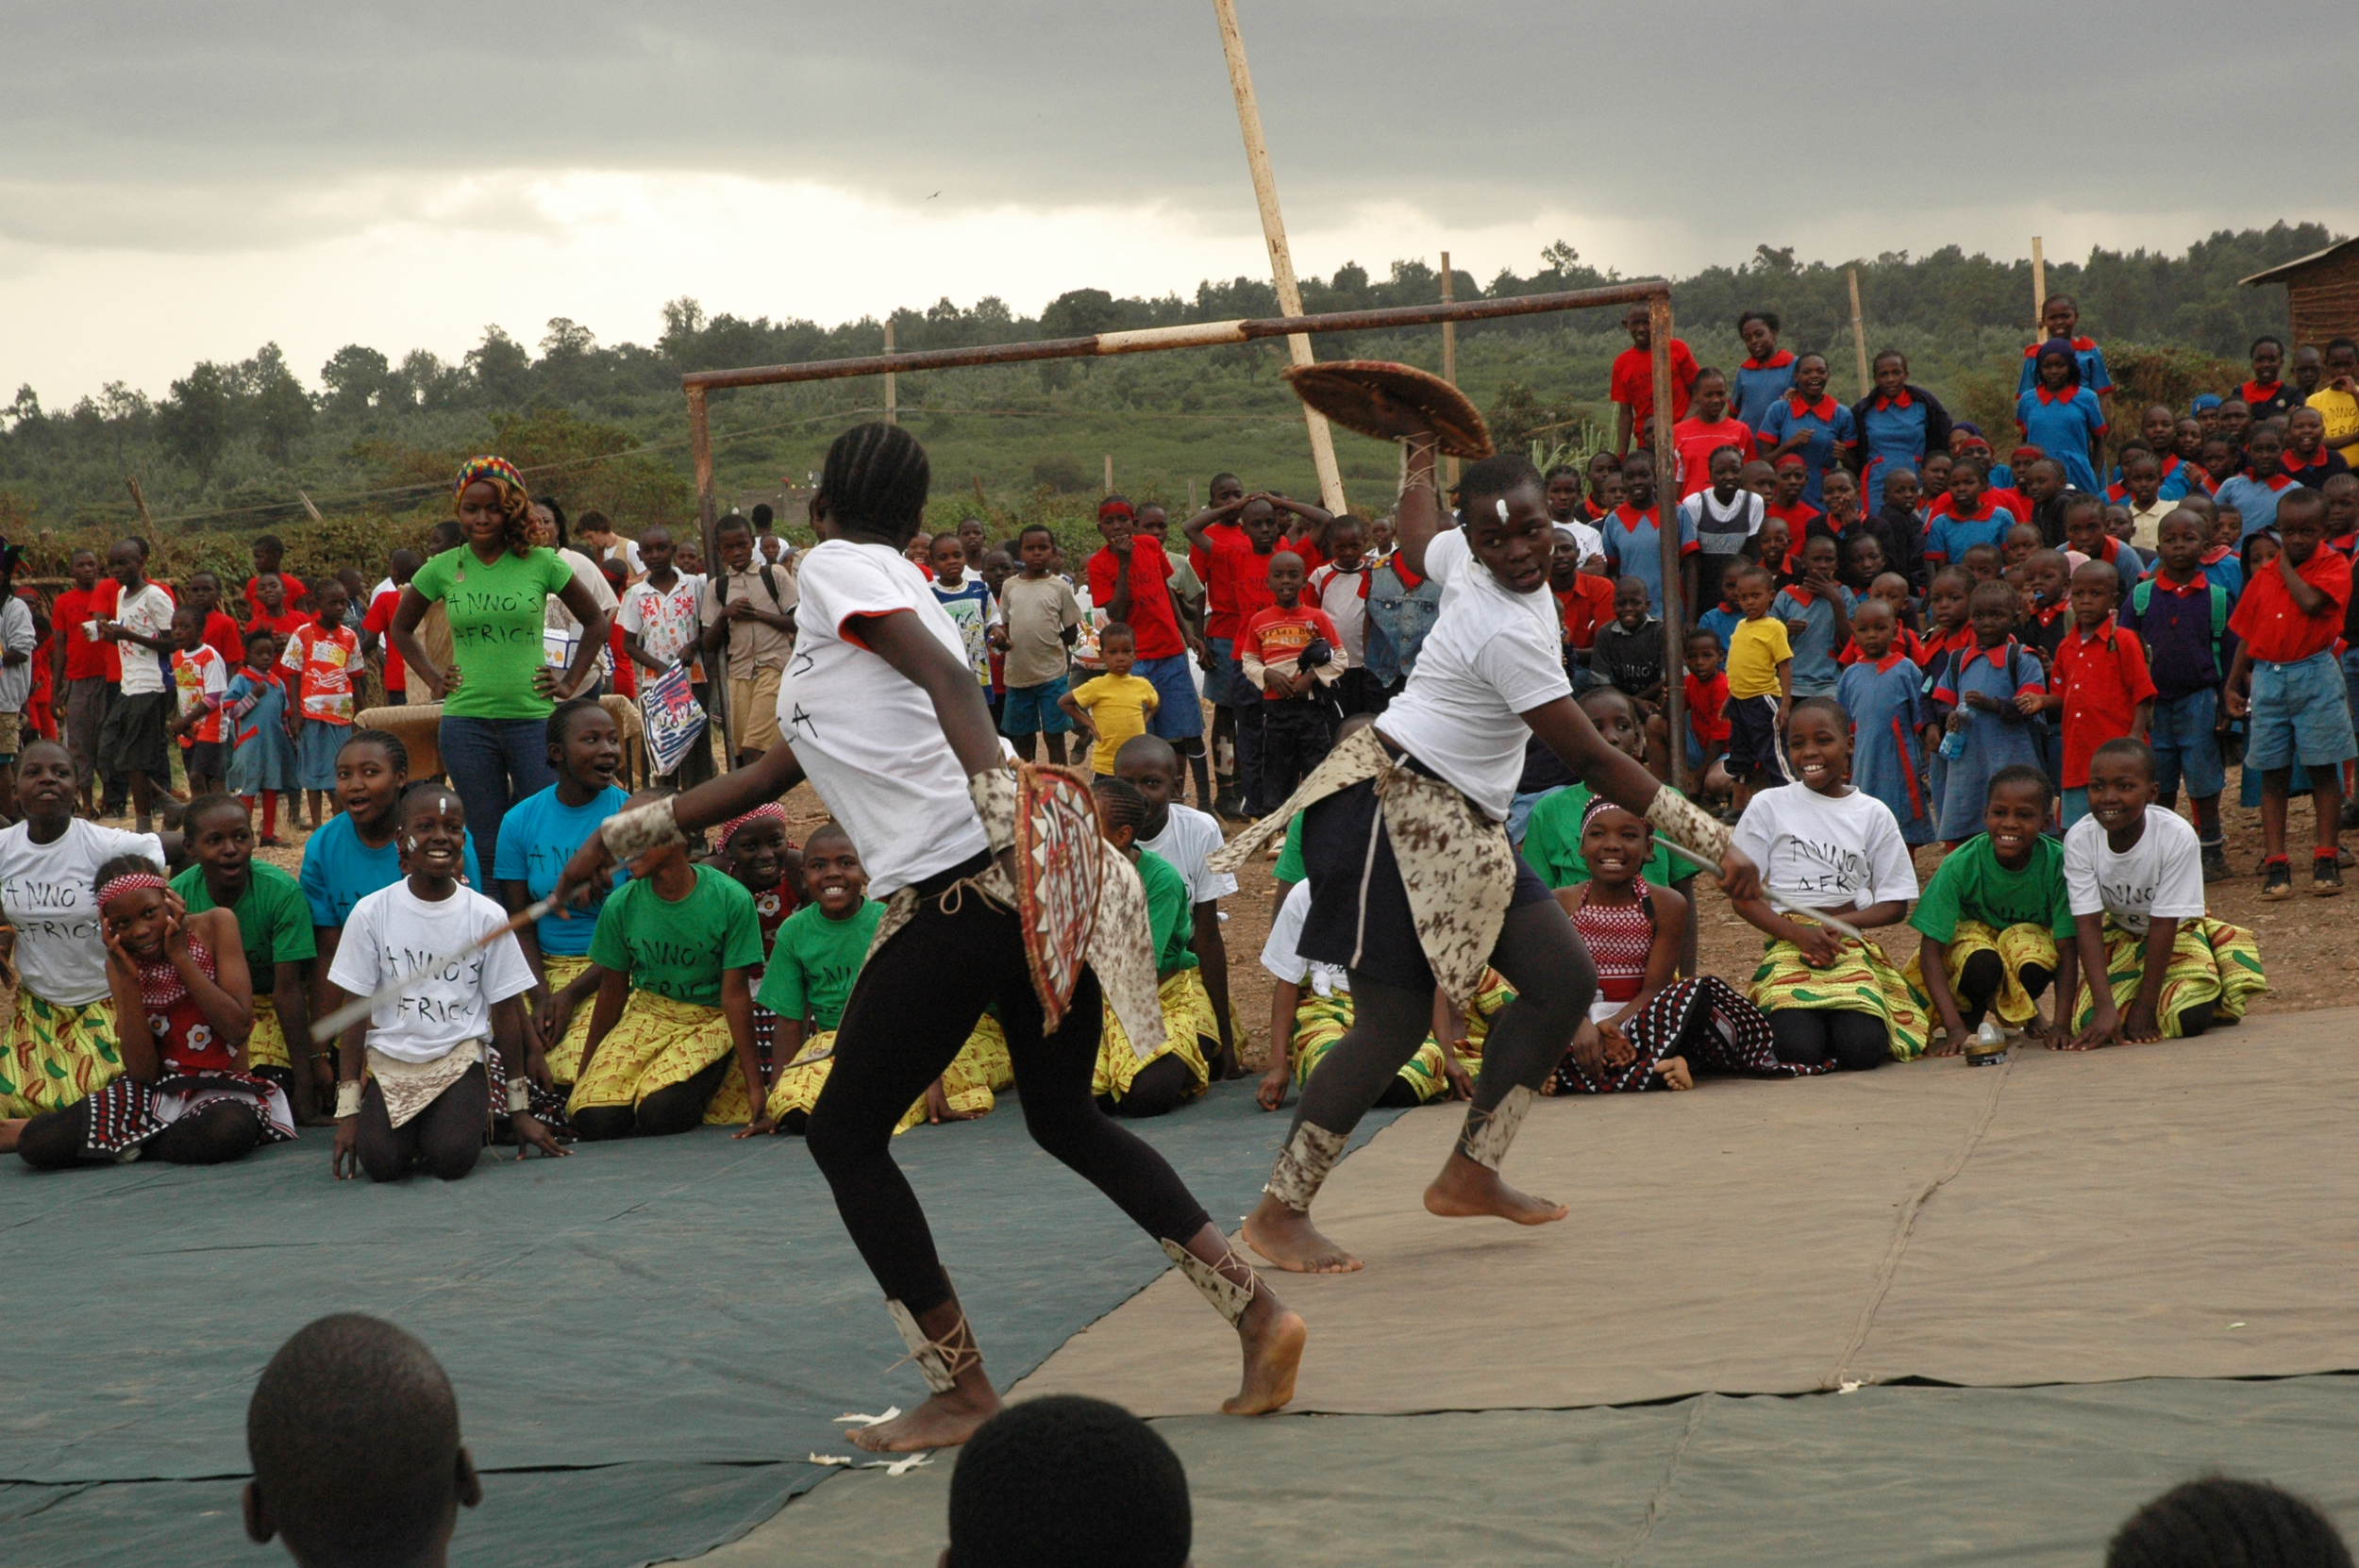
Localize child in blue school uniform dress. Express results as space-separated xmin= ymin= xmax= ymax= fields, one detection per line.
xmin=1851 ymin=349 xmax=1953 ymax=510
xmin=1930 ymin=579 xmax=2049 ymax=845
xmin=2017 ymin=341 xmax=2109 ymax=496
xmin=1768 ymin=533 xmax=1855 ymax=697
xmin=2015 ymin=294 xmax=2114 ymax=407
xmin=1732 ymin=311 xmax=1797 ymax=434
xmin=1755 ymin=352 xmax=1856 ymax=509
xmin=1837 ymin=598 xmax=1935 ymax=844
xmin=225 ymin=627 xmax=300 ymax=847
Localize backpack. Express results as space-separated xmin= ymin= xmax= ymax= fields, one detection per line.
xmin=2128 ymin=576 xmax=2228 ymax=678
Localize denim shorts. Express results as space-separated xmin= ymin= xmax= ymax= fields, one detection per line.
xmin=1131 ymin=652 xmax=1205 ymax=740
xmin=2245 ymin=651 xmax=2358 ymax=771
xmin=2148 ymin=689 xmax=2226 ymax=799
xmin=1000 ymin=676 xmax=1073 ymax=736
xmin=1206 ymin=637 xmax=1258 ymax=709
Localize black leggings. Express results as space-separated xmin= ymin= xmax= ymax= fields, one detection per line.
xmin=1956 ymin=950 xmax=2054 ymax=1028
xmin=16 ymin=1095 xmax=263 ymax=1169
xmin=357 ymin=1068 xmax=487 ymax=1182
xmin=571 ymin=1054 xmax=731 ymax=1142
xmin=1292 ymin=897 xmax=1596 ymax=1142
xmin=806 ymin=869 xmax=1213 ymax=1315
xmin=1768 ymin=1009 xmax=1892 ymax=1072
xmin=1097 ymin=1050 xmax=1200 ymax=1120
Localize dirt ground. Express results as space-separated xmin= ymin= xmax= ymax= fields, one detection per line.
xmin=213 ymin=766 xmax=2337 ymax=1071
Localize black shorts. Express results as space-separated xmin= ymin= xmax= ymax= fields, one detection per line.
xmin=97 ymin=692 xmax=173 ymax=779
xmin=1725 ymin=693 xmax=1789 ymax=785
xmin=184 ymin=740 xmax=226 ymax=780
xmin=1296 ymin=759 xmax=1551 ymax=994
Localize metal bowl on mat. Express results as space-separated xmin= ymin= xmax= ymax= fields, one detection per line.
xmin=1281 ymin=360 xmax=1494 ymax=458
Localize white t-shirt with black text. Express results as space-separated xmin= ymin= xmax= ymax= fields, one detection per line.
xmin=0 ymin=820 xmax=165 ymax=1006
xmin=2063 ymin=808 xmax=2206 ymax=938
xmin=1375 ymin=527 xmax=1574 ymax=822
xmin=326 ymin=881 xmax=536 ymax=1063
xmin=776 ymin=539 xmax=991 ymax=895
xmin=1731 ymin=783 xmax=1919 ymax=909
xmin=113 ymin=583 xmax=176 ymax=696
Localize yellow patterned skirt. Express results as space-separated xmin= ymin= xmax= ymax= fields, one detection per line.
xmin=1748 ymin=921 xmax=1931 ymax=1061
xmin=1095 ymin=969 xmax=1217 ymax=1104
xmin=1902 ymin=918 xmax=2058 ymax=1035
xmin=0 ymin=993 xmax=121 ymax=1117
xmin=246 ymin=995 xmax=291 ymax=1073
xmin=540 ymin=955 xmax=598 ymax=1087
xmin=2068 ymin=915 xmax=2267 ymax=1037
xmin=763 ymin=1016 xmax=1012 ymax=1134
xmin=1288 ymin=968 xmax=1516 ymax=1104
xmin=568 ymin=991 xmax=738 ymax=1122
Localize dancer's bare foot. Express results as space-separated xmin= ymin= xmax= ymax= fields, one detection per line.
xmin=846 ymin=1383 xmax=1000 ymax=1453
xmin=1652 ymin=1056 xmax=1694 ymax=1091
xmin=1226 ymin=1290 xmax=1306 ymax=1414
xmin=1242 ymin=1192 xmax=1363 ymax=1274
xmin=1422 ymin=1150 xmax=1568 ymax=1225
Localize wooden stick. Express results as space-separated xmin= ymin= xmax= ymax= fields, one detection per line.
xmin=1440 ymin=252 xmax=1460 ymax=492
xmin=1104 ymin=454 xmax=1113 ymax=494
xmin=296 ymin=490 xmax=324 ymax=523
xmin=312 ymin=898 xmax=559 ymax=1040
xmin=2032 ymin=236 xmax=2047 ymax=324
xmin=1211 ymin=0 xmax=1347 ymax=515
xmin=1648 ymin=295 xmax=1686 ymax=792
xmin=125 ymin=476 xmax=159 ymax=556
xmin=687 ymin=385 xmax=734 ymax=766
xmin=1651 ymin=837 xmax=1867 ymax=942
xmin=682 ymin=282 xmax=1672 ymax=392
xmin=1847 ymin=266 xmax=1871 ymax=400
xmin=883 ymin=319 xmax=897 ymax=425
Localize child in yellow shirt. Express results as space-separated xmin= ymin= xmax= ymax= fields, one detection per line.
xmin=1060 ymin=624 xmax=1160 ymax=775
xmin=1723 ymin=561 xmax=1795 ymax=809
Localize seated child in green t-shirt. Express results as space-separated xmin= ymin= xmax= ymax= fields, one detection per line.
xmin=759 ymin=823 xmax=1009 ymax=1135
xmin=1088 ymin=776 xmax=1216 ymax=1120
xmin=567 ymin=791 xmax=769 ymax=1139
xmin=1904 ymin=764 xmax=2082 ymax=1054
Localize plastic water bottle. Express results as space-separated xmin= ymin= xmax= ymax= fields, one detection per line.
xmin=1939 ymin=725 xmax=1968 ymax=760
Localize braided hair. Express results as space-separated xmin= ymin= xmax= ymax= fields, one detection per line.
xmin=813 ymin=423 xmax=931 ymax=547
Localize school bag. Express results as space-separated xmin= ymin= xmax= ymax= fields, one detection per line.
xmin=2126 ymin=577 xmax=2229 ymax=679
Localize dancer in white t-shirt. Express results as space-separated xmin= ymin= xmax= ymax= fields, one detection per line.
xmin=1212 ymin=431 xmax=1762 ymax=1277
xmin=555 ymin=424 xmax=1303 ymax=1454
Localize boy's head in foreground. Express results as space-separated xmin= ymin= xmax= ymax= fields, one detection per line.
xmin=245 ymin=1313 xmax=479 ymax=1568
xmin=2105 ymin=1476 xmax=2351 ymax=1568
xmin=944 ymin=1394 xmax=1190 ymax=1568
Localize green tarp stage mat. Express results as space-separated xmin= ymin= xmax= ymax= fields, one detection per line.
xmin=712 ymin=1377 xmax=2359 ymax=1568
xmin=0 ymin=1080 xmax=1398 ymax=1566
xmin=1019 ymin=1015 xmax=2359 ymax=1415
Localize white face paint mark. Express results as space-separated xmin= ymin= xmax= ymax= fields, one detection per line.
xmin=1495 ymin=498 xmax=1510 ymax=523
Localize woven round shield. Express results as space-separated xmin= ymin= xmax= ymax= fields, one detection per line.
xmin=1282 ymin=360 xmax=1494 ymax=458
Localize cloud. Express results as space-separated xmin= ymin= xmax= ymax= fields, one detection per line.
xmin=5 ymin=1 xmax=2356 ymax=400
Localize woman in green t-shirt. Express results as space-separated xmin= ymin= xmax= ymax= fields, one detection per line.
xmin=388 ymin=456 xmax=611 ymax=875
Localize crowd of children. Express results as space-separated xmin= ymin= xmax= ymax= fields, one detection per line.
xmin=5 ymin=315 xmax=2338 ymax=1187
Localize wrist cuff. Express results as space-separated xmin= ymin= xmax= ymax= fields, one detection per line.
xmin=602 ymin=795 xmax=683 ymax=861
xmin=507 ymin=1076 xmax=531 ymax=1114
xmin=335 ymin=1079 xmax=364 ymax=1120
xmin=968 ymin=766 xmax=1018 ymax=856
xmin=1645 ymin=787 xmax=1732 ymax=865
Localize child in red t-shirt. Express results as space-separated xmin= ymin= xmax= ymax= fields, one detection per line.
xmin=1682 ymin=626 xmax=1732 ymax=805
xmin=1235 ymin=551 xmax=1343 ymax=813
xmin=2033 ymin=560 xmax=2156 ymax=831
xmin=1610 ymin=302 xmax=1698 ymax=456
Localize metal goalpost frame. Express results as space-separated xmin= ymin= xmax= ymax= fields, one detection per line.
xmin=680 ymin=277 xmax=1693 ymax=788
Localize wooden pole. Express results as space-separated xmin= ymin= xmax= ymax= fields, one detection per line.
xmin=2032 ymin=236 xmax=2047 ymax=324
xmin=882 ymin=320 xmax=897 ymax=425
xmin=1648 ymin=294 xmax=1686 ymax=792
xmin=686 ymin=385 xmax=734 ymax=766
xmin=1211 ymin=0 xmax=1347 ymax=515
xmin=125 ymin=476 xmax=159 ymax=555
xmin=1440 ymin=252 xmax=1460 ymax=492
xmin=296 ymin=489 xmax=324 ymax=523
xmin=1847 ymin=266 xmax=1871 ymax=400
xmin=1104 ymin=454 xmax=1114 ymax=494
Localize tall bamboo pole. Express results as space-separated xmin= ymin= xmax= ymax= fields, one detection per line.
xmin=1211 ymin=0 xmax=1347 ymax=514
xmin=1440 ymin=251 xmax=1460 ymax=491
xmin=882 ymin=319 xmax=897 ymax=425
xmin=2032 ymin=236 xmax=2047 ymax=324
xmin=686 ymin=385 xmax=733 ymax=765
xmin=1847 ymin=266 xmax=1871 ymax=399
xmin=1648 ymin=295 xmax=1685 ymax=792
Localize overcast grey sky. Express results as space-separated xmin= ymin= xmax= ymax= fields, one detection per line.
xmin=5 ymin=1 xmax=2354 ymax=402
